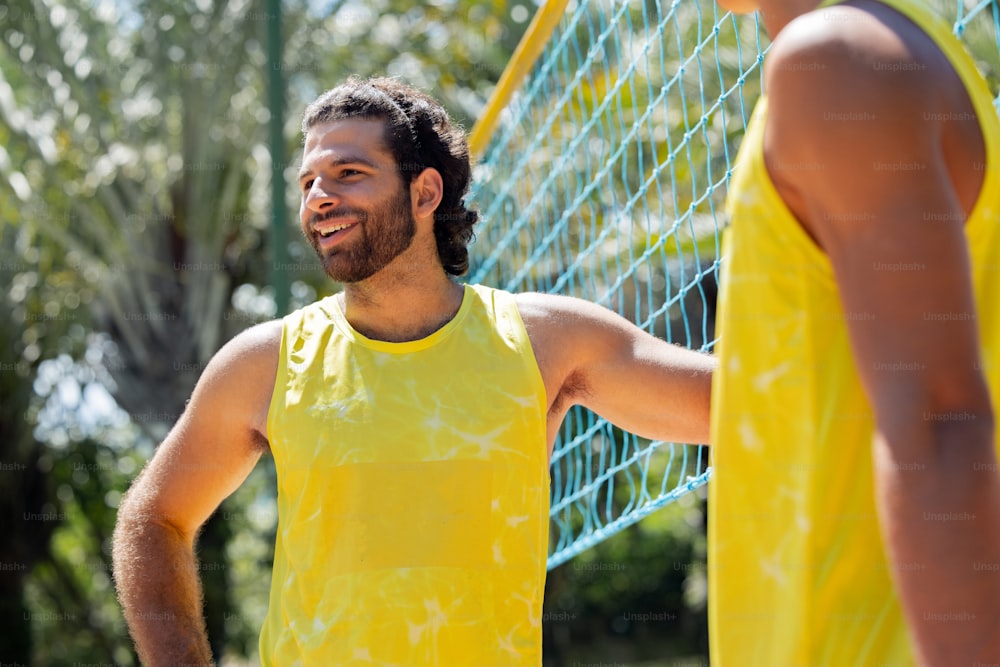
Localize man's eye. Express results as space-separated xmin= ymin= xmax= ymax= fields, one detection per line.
xmin=302 ymin=179 xmax=314 ymax=192
xmin=342 ymin=169 xmax=362 ymax=178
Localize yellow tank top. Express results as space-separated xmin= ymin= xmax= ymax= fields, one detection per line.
xmin=709 ymin=1 xmax=1000 ymax=665
xmin=260 ymin=284 xmax=549 ymax=665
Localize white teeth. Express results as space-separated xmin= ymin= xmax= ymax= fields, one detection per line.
xmin=319 ymin=223 xmax=352 ymax=237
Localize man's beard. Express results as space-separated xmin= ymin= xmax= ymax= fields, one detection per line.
xmin=308 ymin=187 xmax=417 ymax=284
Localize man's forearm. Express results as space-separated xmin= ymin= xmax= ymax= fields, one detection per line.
xmin=875 ymin=416 xmax=1000 ymax=666
xmin=112 ymin=513 xmax=213 ymax=666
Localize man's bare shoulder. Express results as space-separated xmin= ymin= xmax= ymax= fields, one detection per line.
xmin=513 ymin=291 xmax=647 ymax=373
xmin=763 ymin=1 xmax=953 ymax=237
xmin=512 ymin=292 xmax=615 ymax=392
xmin=188 ymin=319 xmax=283 ymax=440
xmin=514 ymin=291 xmax=572 ymax=323
xmin=210 ymin=319 xmax=283 ymax=376
xmin=514 ymin=291 xmax=616 ymax=321
xmin=769 ymin=0 xmax=946 ymax=95
xmin=514 ymin=291 xmax=623 ymax=340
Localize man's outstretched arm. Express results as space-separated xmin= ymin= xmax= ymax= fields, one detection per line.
xmin=112 ymin=321 xmax=280 ymax=666
xmin=517 ymin=292 xmax=717 ymax=449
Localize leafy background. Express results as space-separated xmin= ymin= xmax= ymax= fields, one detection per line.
xmin=2 ymin=0 xmax=997 ymax=665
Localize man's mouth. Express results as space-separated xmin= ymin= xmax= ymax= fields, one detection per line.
xmin=318 ymin=222 xmax=354 ymax=237
xmin=313 ymin=219 xmax=359 ymax=249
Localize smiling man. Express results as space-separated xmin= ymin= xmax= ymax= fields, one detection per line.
xmin=111 ymin=77 xmax=716 ymax=665
xmin=709 ymin=1 xmax=1000 ymax=665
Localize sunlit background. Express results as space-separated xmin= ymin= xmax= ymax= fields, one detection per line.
xmin=5 ymin=0 xmax=997 ymax=664
xmin=0 ymin=0 xmax=716 ymax=664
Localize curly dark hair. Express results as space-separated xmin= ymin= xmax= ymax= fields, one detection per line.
xmin=301 ymin=77 xmax=478 ymax=277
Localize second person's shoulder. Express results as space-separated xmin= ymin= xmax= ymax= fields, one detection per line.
xmin=769 ymin=1 xmax=944 ymax=88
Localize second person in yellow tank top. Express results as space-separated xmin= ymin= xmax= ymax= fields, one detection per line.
xmin=712 ymin=0 xmax=1000 ymax=665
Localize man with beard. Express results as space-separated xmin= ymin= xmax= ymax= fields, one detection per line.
xmin=112 ymin=77 xmax=717 ymax=666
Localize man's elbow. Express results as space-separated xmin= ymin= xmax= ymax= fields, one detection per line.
xmin=927 ymin=406 xmax=996 ymax=468
xmin=877 ymin=397 xmax=996 ymax=472
xmin=113 ymin=491 xmax=194 ymax=570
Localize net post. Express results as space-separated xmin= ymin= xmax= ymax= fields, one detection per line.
xmin=468 ymin=0 xmax=572 ymax=158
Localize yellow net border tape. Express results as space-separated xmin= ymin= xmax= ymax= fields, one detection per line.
xmin=467 ymin=0 xmax=571 ymax=159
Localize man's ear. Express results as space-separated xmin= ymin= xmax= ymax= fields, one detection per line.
xmin=410 ymin=167 xmax=444 ymax=222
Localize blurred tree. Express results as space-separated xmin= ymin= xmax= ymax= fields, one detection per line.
xmin=1 ymin=0 xmax=278 ymax=659
xmin=0 ymin=229 xmax=61 ymax=664
xmin=542 ymin=491 xmax=710 ymax=665
xmin=0 ymin=0 xmax=525 ymax=663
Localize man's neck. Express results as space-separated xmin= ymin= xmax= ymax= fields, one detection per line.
xmin=757 ymin=0 xmax=825 ymax=37
xmin=339 ymin=272 xmax=466 ymax=343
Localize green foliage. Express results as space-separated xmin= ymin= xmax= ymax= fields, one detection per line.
xmin=543 ymin=490 xmax=709 ymax=665
xmin=0 ymin=0 xmax=524 ymax=663
xmin=25 ymin=436 xmax=140 ymax=665
xmin=7 ymin=0 xmax=993 ymax=663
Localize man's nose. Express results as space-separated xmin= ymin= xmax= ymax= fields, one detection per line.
xmin=304 ymin=179 xmax=339 ymax=211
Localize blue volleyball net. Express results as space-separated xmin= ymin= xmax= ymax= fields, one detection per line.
xmin=466 ymin=0 xmax=1000 ymax=569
